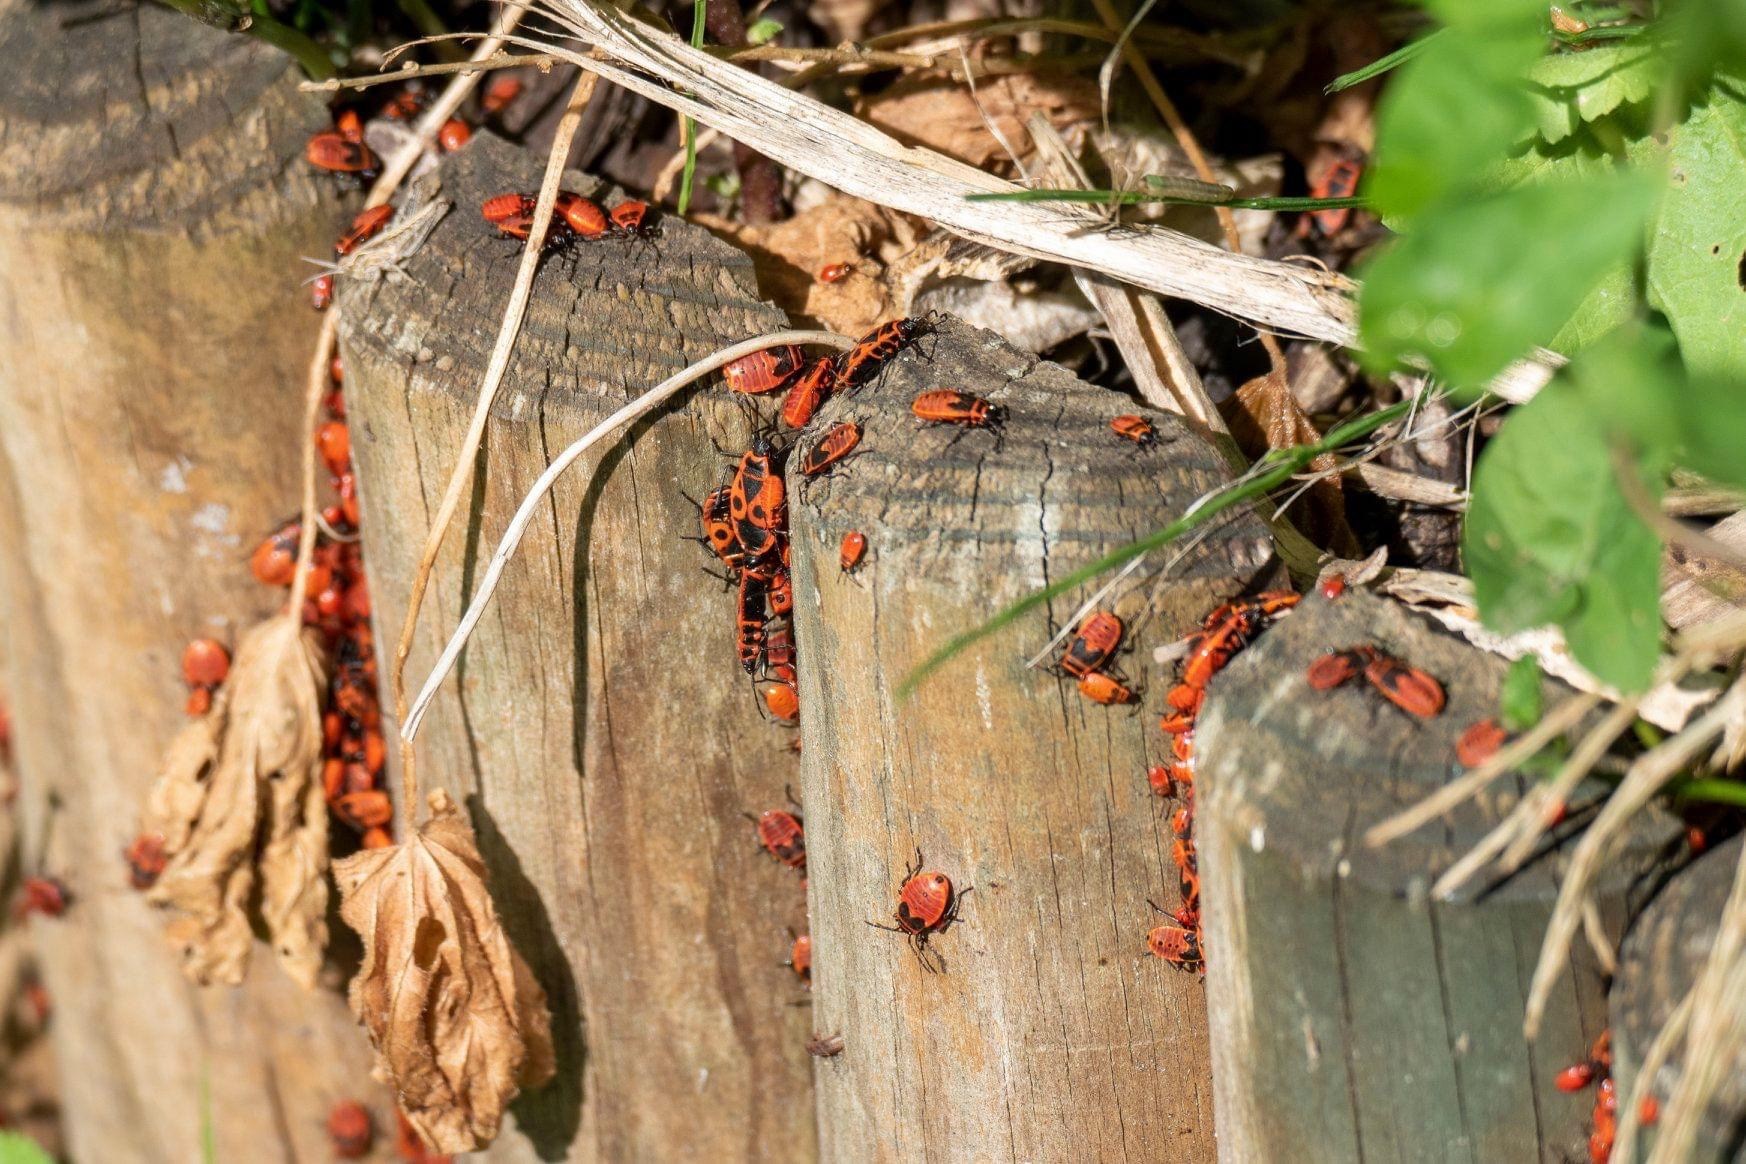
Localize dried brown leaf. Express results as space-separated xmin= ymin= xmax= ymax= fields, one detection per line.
xmin=336 ymin=789 xmax=554 ymax=1153
xmin=856 ymin=73 xmax=1099 ymax=171
xmin=1226 ymin=367 xmax=1356 ymax=552
xmin=147 ymin=616 xmax=330 ymax=987
xmin=698 ymin=195 xmax=920 ymax=335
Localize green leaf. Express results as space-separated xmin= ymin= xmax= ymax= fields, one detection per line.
xmin=1465 ymin=374 xmax=1664 ymax=691
xmin=0 ymin=1133 xmax=54 ymax=1164
xmin=1366 ymin=19 xmax=1545 ymax=219
xmin=745 ymin=17 xmax=782 ymax=45
xmin=1500 ymin=655 xmax=1544 ymax=731
xmin=1525 ymin=41 xmax=1661 ymax=144
xmin=1644 ymin=85 xmax=1746 ymax=381
xmin=1358 ymin=172 xmax=1659 ymax=389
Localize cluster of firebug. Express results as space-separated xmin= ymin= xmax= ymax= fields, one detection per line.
xmin=707 ymin=319 xmax=959 ymax=980
xmin=1148 ymin=589 xmax=1306 ymax=972
xmin=481 ymin=190 xmax=654 ymax=248
xmin=1557 ymin=1030 xmax=1657 ymax=1163
xmin=1306 ymin=643 xmax=1446 ymax=718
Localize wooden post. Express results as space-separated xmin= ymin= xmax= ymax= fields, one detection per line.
xmin=1612 ymin=835 xmax=1745 ymax=1159
xmin=787 ymin=316 xmax=1278 ymax=1162
xmin=339 ymin=134 xmax=818 ymax=1161
xmin=1194 ymin=590 xmax=1682 ymax=1162
xmin=0 ymin=7 xmax=388 ymax=1162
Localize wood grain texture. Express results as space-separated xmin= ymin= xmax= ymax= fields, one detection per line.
xmin=1613 ymin=835 xmax=1746 ymax=1160
xmin=0 ymin=4 xmax=388 ymax=1161
xmin=787 ymin=317 xmax=1279 ymax=1163
xmin=1195 ymin=590 xmax=1684 ymax=1163
xmin=339 ymin=133 xmax=817 ymax=1162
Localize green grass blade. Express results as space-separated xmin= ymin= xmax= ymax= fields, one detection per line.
xmin=894 ymin=400 xmax=1416 ymax=700
xmin=1327 ymin=31 xmax=1439 ymax=93
xmin=676 ymin=0 xmax=706 ymax=215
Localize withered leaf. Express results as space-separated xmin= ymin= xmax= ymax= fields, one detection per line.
xmin=337 ymin=789 xmax=554 ymax=1153
xmin=147 ymin=616 xmax=330 ymax=987
xmin=1226 ymin=366 xmax=1357 ymax=554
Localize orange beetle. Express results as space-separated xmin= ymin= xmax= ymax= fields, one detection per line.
xmin=763 ymin=681 xmax=800 ymax=724
xmin=818 ymin=261 xmax=852 ymax=283
xmin=1364 ymin=653 xmax=1445 ymax=718
xmin=836 ymin=316 xmax=934 ymax=389
xmin=555 ymin=191 xmax=608 ymax=240
xmin=1456 ymin=718 xmax=1507 ymax=767
xmin=310 ymin=274 xmax=334 ymax=311
xmin=305 ymin=131 xmax=378 ymax=176
xmin=1147 ymin=903 xmax=1203 ymax=973
xmin=609 ymin=200 xmax=654 ymax=237
xmin=334 ymin=790 xmax=393 ymax=831
xmin=316 ymin=420 xmax=351 ymax=476
xmin=694 ymin=485 xmax=745 ymax=569
xmin=124 ymin=832 xmax=168 ymax=890
xmin=769 ymin=570 xmax=794 ymax=618
xmin=723 ymin=345 xmax=806 ymax=395
xmin=335 ymin=109 xmax=365 ymax=144
xmin=779 ymin=358 xmax=837 ymax=429
xmin=788 ymin=932 xmax=812 ymax=985
xmin=13 ymin=876 xmax=69 ymax=921
xmin=327 ymin=1100 xmax=373 ymax=1159
xmin=868 ymin=849 xmax=969 ymax=972
xmin=250 ymin=520 xmax=301 ymax=587
xmin=753 ymin=808 xmax=806 ymax=868
xmin=911 ymin=389 xmax=1000 ymax=429
xmin=1059 ymin=611 xmax=1122 ymax=679
xmin=729 ymin=444 xmax=787 ymax=557
xmin=799 ymin=422 xmax=861 ymax=477
xmin=482 ymin=75 xmax=524 ymax=115
xmin=335 ymin=204 xmax=394 ymax=256
xmin=839 ymin=531 xmax=867 ymax=573
xmin=181 ymin=638 xmax=230 ymax=689
xmin=1110 ymin=414 xmax=1156 ymax=447
xmin=1077 ymin=671 xmax=1135 ymax=705
xmin=438 ymin=118 xmax=472 ymax=152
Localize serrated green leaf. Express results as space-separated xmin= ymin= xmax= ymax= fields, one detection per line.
xmin=1645 ymin=86 xmax=1746 ymax=381
xmin=1465 ymin=373 xmax=1664 ymax=691
xmin=0 ymin=1133 xmax=54 ymax=1164
xmin=1500 ymin=655 xmax=1544 ymax=730
xmin=1365 ymin=21 xmax=1545 ymax=220
xmin=1526 ymin=41 xmax=1660 ymax=144
xmin=1358 ymin=172 xmax=1658 ymax=389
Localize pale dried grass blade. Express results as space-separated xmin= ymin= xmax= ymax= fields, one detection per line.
xmin=1646 ymin=839 xmax=1746 ymax=1164
xmin=526 ymin=2 xmax=1561 ymax=402
xmin=1614 ymin=991 xmax=1693 ymax=1164
xmin=336 ymin=789 xmax=554 ymax=1153
xmin=1364 ymin=692 xmax=1602 ymax=848
xmin=1525 ymin=677 xmax=1746 ymax=1038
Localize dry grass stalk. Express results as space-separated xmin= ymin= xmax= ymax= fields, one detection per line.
xmin=526 ymin=2 xmax=1559 ymax=403
xmin=1025 ymin=117 xmax=1227 ymax=437
xmin=1615 ymin=991 xmax=1693 ymax=1163
xmin=388 ymin=70 xmax=597 ymax=812
xmin=1641 ymin=840 xmax=1746 ymax=1163
xmin=1364 ymin=691 xmax=1602 ymax=848
xmin=1426 ymin=697 xmax=1642 ymax=900
xmin=335 ymin=789 xmax=555 ymax=1153
xmin=1525 ymin=675 xmax=1746 ymax=1038
xmin=144 ymin=617 xmax=331 ymax=987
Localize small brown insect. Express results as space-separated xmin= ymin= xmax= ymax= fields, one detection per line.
xmin=805 ymin=1032 xmax=845 ymax=1057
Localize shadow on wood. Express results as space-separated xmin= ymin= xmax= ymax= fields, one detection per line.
xmin=0 ymin=4 xmax=386 ymax=1161
xmin=788 ymin=316 xmax=1278 ymax=1162
xmin=1195 ymin=590 xmax=1684 ymax=1163
xmin=339 ymin=133 xmax=817 ymax=1161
